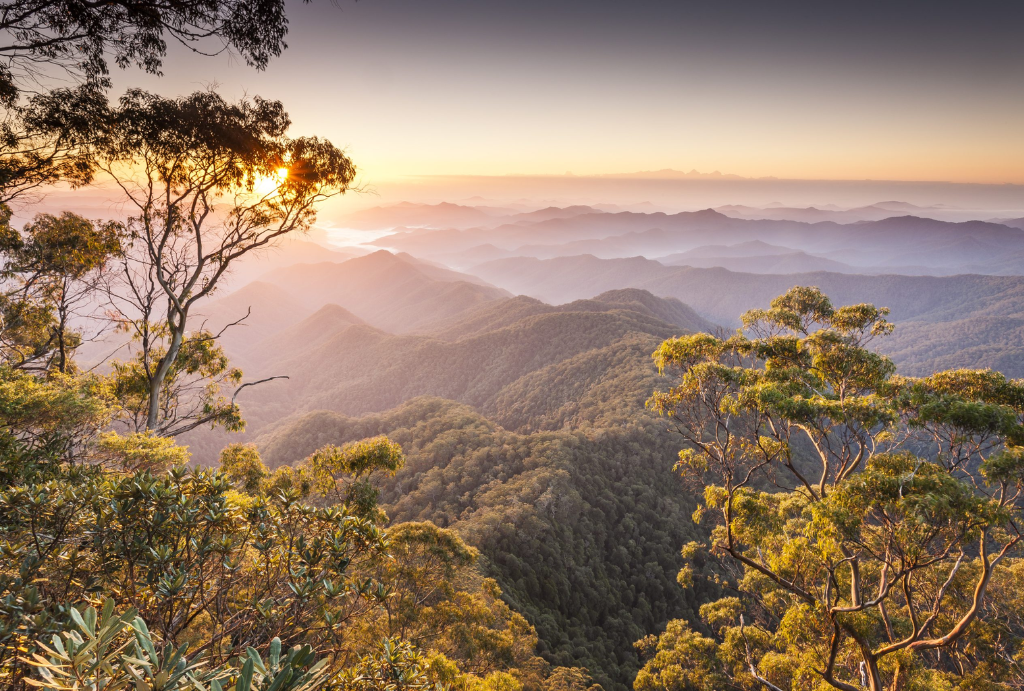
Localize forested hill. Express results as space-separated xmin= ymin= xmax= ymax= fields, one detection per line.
xmin=178 ymin=286 xmax=721 ymax=687
xmin=469 ymin=256 xmax=1024 ymax=377
xmin=186 ymin=286 xmax=713 ymax=459
xmin=426 ymin=288 xmax=716 ymax=341
xmin=252 ymin=398 xmax=713 ymax=690
xmin=179 ymin=245 xmax=1024 ymax=688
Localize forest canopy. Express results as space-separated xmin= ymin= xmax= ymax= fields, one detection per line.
xmin=4 ymin=1 xmax=1024 ymax=691
xmin=642 ymin=286 xmax=1024 ymax=691
xmin=0 ymin=2 xmax=614 ymax=690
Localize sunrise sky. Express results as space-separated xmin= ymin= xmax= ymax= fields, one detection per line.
xmin=106 ymin=0 xmax=1024 ymax=186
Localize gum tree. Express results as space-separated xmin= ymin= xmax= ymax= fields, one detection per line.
xmin=646 ymin=287 xmax=1024 ymax=691
xmin=100 ymin=89 xmax=356 ymax=433
xmin=0 ymin=211 xmax=120 ymax=372
xmin=0 ymin=0 xmax=302 ymax=203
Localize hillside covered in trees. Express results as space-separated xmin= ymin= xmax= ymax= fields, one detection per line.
xmin=4 ymin=1 xmax=1024 ymax=690
xmin=166 ymin=246 xmax=1024 ymax=688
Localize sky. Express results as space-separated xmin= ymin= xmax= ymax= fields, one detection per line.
xmin=101 ymin=0 xmax=1024 ymax=189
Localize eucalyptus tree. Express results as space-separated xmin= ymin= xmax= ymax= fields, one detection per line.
xmin=0 ymin=209 xmax=120 ymax=371
xmin=100 ymin=89 xmax=356 ymax=433
xmin=0 ymin=0 xmax=292 ymax=91
xmin=645 ymin=287 xmax=1024 ymax=691
xmin=0 ymin=0 xmax=303 ymax=202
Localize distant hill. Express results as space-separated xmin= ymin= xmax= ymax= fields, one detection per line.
xmin=373 ymin=210 xmax=1024 ymax=275
xmin=713 ymin=201 xmax=968 ymax=224
xmin=996 ymin=217 xmax=1024 ymax=231
xmin=221 ymin=236 xmax=366 ymax=290
xmin=189 ymin=281 xmax=313 ymax=369
xmin=190 ymin=251 xmax=510 ymax=374
xmin=658 ymin=241 xmax=859 ymax=274
xmin=508 ymin=205 xmax=601 ymax=223
xmin=431 ymin=243 xmax=516 ymax=270
xmin=427 ymin=288 xmax=715 ymax=341
xmin=668 ymin=239 xmax=797 ymax=258
xmin=249 ymin=304 xmax=365 ymax=363
xmin=253 ymin=303 xmax=697 ymax=423
xmin=468 ymin=255 xmax=1024 ymax=378
xmin=182 ymin=287 xmax=714 ymax=460
xmin=254 ymin=250 xmax=511 ymax=333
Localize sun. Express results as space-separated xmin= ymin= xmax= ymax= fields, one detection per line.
xmin=254 ymin=167 xmax=289 ymax=194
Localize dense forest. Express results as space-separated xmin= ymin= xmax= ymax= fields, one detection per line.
xmin=4 ymin=2 xmax=1024 ymax=691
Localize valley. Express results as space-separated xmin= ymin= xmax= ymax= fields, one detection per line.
xmin=173 ymin=206 xmax=1024 ymax=687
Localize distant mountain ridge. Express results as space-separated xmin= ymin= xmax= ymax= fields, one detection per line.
xmin=427 ymin=288 xmax=715 ymax=340
xmin=371 ymin=209 xmax=1024 ymax=276
xmin=182 ymin=286 xmax=714 ymax=461
xmin=468 ymin=254 xmax=1024 ymax=378
xmin=204 ymin=250 xmax=510 ymax=335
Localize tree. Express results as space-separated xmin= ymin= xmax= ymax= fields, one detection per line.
xmin=219 ymin=442 xmax=268 ymax=493
xmin=0 ymin=0 xmax=292 ymax=91
xmin=368 ymin=522 xmax=547 ymax=684
xmin=646 ymin=286 xmax=1024 ymax=691
xmin=0 ymin=364 xmax=111 ymax=484
xmin=0 ymin=0 xmax=305 ymax=203
xmin=100 ymin=89 xmax=356 ymax=432
xmin=0 ymin=211 xmax=120 ymax=372
xmin=109 ymin=326 xmax=245 ymax=436
xmin=306 ymin=436 xmax=406 ymax=517
xmin=0 ymin=85 xmax=110 ymax=203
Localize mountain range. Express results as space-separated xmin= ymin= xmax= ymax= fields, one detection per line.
xmin=168 ymin=215 xmax=1024 ymax=688
xmin=366 ymin=208 xmax=1024 ymax=276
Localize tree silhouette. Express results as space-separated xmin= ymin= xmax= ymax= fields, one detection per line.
xmin=100 ymin=89 xmax=355 ymax=432
xmin=0 ymin=0 xmax=326 ymax=202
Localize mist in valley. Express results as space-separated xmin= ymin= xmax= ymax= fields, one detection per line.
xmin=6 ymin=1 xmax=1024 ymax=690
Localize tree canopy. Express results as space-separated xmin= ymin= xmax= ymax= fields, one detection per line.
xmin=0 ymin=0 xmax=320 ymax=203
xmin=100 ymin=89 xmax=356 ymax=434
xmin=644 ymin=286 xmax=1024 ymax=691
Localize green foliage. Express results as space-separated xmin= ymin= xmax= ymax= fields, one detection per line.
xmin=1 ymin=210 xmax=120 ymax=372
xmin=219 ymin=443 xmax=268 ymax=494
xmin=633 ymin=619 xmax=733 ymax=691
xmin=2 ymin=415 xmax=551 ymax=690
xmin=340 ymin=639 xmax=439 ymax=691
xmin=0 ymin=366 xmax=112 ymax=482
xmin=0 ymin=347 xmax=551 ymax=690
xmin=369 ymin=522 xmax=545 ymax=682
xmin=306 ymin=437 xmax=405 ymax=517
xmin=254 ymin=397 xmax=713 ymax=689
xmin=15 ymin=212 xmax=121 ymax=279
xmin=645 ymin=286 xmax=1024 ymax=691
xmin=27 ymin=600 xmax=214 ymax=691
xmin=95 ymin=431 xmax=191 ymax=472
xmin=542 ymin=667 xmax=600 ymax=691
xmin=109 ymin=329 xmax=244 ymax=436
xmin=0 ymin=4 xmax=489 ymax=688
xmin=0 ymin=455 xmax=391 ymax=686
xmin=26 ymin=600 xmax=336 ymax=691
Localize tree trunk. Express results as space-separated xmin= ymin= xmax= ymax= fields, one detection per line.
xmin=146 ymin=317 xmax=184 ymax=431
xmin=862 ymin=649 xmax=883 ymax=691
